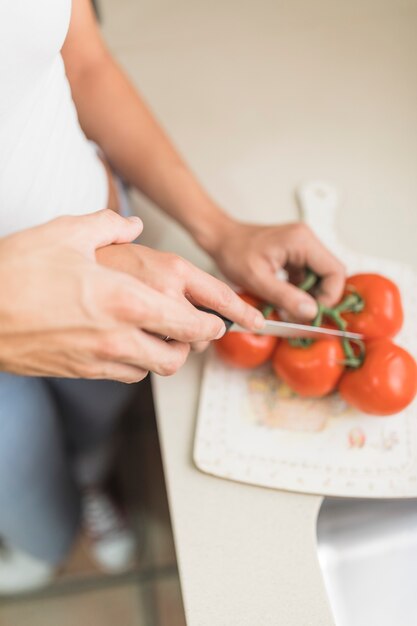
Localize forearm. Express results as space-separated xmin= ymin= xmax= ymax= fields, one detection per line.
xmin=67 ymin=53 xmax=232 ymax=252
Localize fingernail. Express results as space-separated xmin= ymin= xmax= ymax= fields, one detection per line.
xmin=298 ymin=299 xmax=318 ymax=320
xmin=279 ymin=309 xmax=290 ymax=322
xmin=215 ymin=323 xmax=227 ymax=340
xmin=128 ymin=215 xmax=142 ymax=224
xmin=253 ymin=312 xmax=266 ymax=330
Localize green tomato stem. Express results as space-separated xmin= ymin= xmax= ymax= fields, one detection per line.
xmin=319 ymin=305 xmax=365 ymax=368
xmin=298 ymin=268 xmax=319 ymax=292
xmin=261 ymin=304 xmax=275 ymax=319
xmin=282 ymin=271 xmax=365 ymax=368
xmin=334 ymin=291 xmax=364 ymax=314
xmin=288 ymin=304 xmax=324 ymax=349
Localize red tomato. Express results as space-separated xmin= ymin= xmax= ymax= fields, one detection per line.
xmin=341 ymin=274 xmax=403 ymax=339
xmin=214 ymin=293 xmax=278 ymax=368
xmin=272 ymin=338 xmax=345 ymax=398
xmin=339 ymin=339 xmax=417 ymax=416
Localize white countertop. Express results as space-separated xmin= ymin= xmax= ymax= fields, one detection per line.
xmin=102 ymin=0 xmax=417 ymax=622
xmin=152 ymin=357 xmax=334 ymax=625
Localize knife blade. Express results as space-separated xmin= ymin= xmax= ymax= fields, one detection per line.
xmin=197 ymin=307 xmax=363 ymax=341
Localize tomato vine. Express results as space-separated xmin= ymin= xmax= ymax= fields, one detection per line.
xmin=290 ymin=268 xmax=366 ymax=369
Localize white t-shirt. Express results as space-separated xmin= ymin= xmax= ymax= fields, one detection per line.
xmin=0 ymin=0 xmax=108 ymax=236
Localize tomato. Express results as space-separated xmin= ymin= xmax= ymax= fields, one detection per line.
xmin=272 ymin=338 xmax=345 ymax=398
xmin=214 ymin=293 xmax=278 ymax=368
xmin=341 ymin=274 xmax=403 ymax=339
xmin=339 ymin=339 xmax=417 ymax=416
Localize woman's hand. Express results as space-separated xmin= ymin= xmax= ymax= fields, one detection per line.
xmin=0 ymin=211 xmax=262 ymax=382
xmin=96 ymin=242 xmax=264 ymax=354
xmin=204 ymin=219 xmax=346 ymax=321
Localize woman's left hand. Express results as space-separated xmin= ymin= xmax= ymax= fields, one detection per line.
xmin=206 ymin=219 xmax=346 ymax=321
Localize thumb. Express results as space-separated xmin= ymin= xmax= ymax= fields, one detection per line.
xmin=70 ymin=210 xmax=143 ymax=252
xmin=252 ymin=271 xmax=318 ymax=321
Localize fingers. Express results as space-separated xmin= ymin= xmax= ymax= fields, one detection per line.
xmin=125 ymin=333 xmax=191 ymax=377
xmin=107 ymin=275 xmax=229 ymax=343
xmin=300 ymin=229 xmax=346 ymax=307
xmin=257 ymin=224 xmax=345 ymax=317
xmin=191 ymin=341 xmax=210 ymax=353
xmin=97 ymin=246 xmax=263 ymax=334
xmin=316 ymin=270 xmax=346 ymax=307
xmin=250 ymin=259 xmax=318 ymax=320
xmin=93 ymin=326 xmax=191 ymax=377
xmin=62 ymin=210 xmax=144 ymax=252
xmin=93 ymin=363 xmax=149 ymax=384
xmin=182 ymin=264 xmax=264 ymax=331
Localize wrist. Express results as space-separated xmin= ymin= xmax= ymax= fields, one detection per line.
xmin=190 ymin=204 xmax=237 ymax=256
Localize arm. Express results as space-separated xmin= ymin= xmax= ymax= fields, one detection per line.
xmin=63 ymin=0 xmax=345 ymax=320
xmin=62 ymin=0 xmax=227 ymax=252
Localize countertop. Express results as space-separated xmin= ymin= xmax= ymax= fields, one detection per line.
xmin=152 ymin=357 xmax=334 ymax=625
xmin=101 ymin=0 xmax=417 ymax=623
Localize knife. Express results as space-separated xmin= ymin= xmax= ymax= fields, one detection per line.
xmin=197 ymin=307 xmax=363 ymax=341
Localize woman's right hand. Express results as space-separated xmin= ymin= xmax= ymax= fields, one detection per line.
xmin=0 ymin=210 xmax=262 ymax=382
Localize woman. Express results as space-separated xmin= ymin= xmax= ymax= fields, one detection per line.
xmin=0 ymin=0 xmax=344 ymax=592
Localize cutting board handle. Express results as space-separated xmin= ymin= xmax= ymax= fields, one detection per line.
xmin=296 ymin=181 xmax=339 ymax=241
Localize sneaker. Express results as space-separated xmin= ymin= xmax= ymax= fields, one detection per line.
xmin=81 ymin=487 xmax=136 ymax=573
xmin=0 ymin=543 xmax=54 ymax=594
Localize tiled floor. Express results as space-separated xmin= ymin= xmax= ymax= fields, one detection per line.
xmin=0 ymin=376 xmax=186 ymax=626
xmin=0 ymin=585 xmax=146 ymax=626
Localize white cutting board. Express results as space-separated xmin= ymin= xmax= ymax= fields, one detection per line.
xmin=194 ymin=182 xmax=417 ymax=498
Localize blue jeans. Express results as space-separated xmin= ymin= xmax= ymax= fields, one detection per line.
xmin=0 ymin=374 xmax=136 ymax=564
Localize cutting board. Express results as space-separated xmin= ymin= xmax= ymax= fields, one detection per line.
xmin=193 ymin=182 xmax=417 ymax=498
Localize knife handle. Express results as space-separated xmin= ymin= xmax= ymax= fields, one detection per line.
xmin=196 ymin=306 xmax=234 ymax=331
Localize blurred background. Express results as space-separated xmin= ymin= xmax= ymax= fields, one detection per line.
xmin=0 ymin=375 xmax=185 ymax=626
xmin=1 ymin=0 xmax=416 ymax=624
